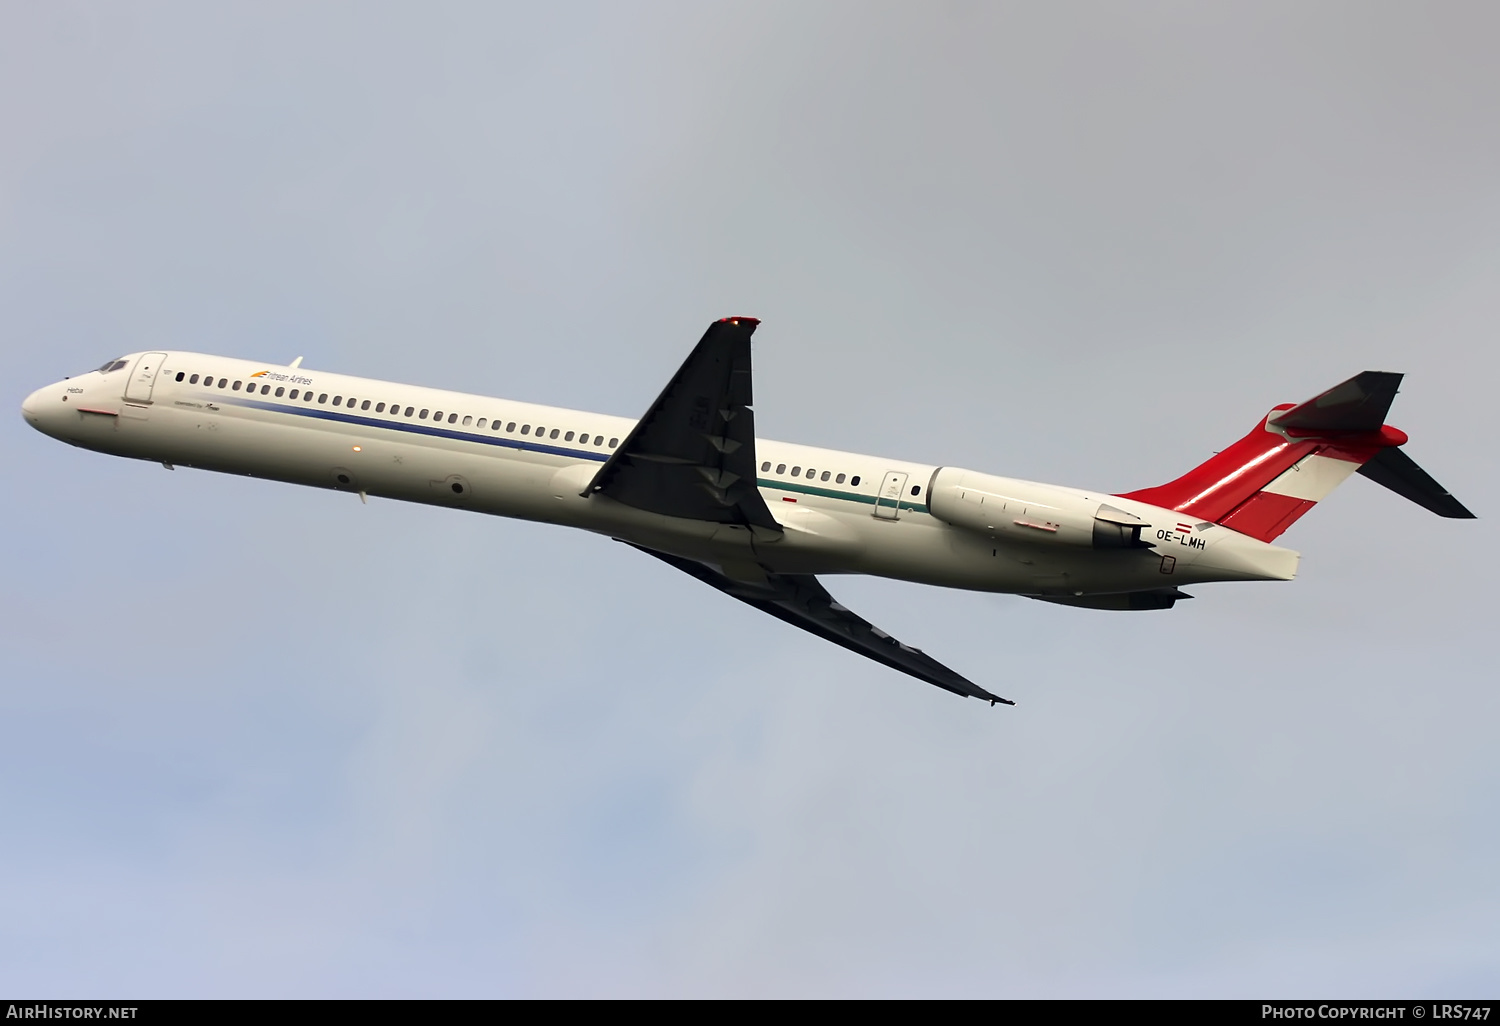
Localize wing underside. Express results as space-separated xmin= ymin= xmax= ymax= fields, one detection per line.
xmin=632 ymin=545 xmax=1012 ymax=706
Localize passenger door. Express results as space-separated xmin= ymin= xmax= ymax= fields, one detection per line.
xmin=124 ymin=353 xmax=168 ymax=404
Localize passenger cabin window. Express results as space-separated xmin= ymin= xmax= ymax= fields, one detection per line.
xmin=594 ymin=436 xmax=604 ymax=446
xmin=821 ymin=471 xmax=831 ymax=482
xmin=448 ymin=413 xmax=457 ymax=424
xmin=564 ymin=431 xmax=574 ymax=442
xmin=304 ymin=391 xmax=314 ymax=402
xmin=276 ymin=387 xmax=285 ymax=398
xmin=318 ymin=393 xmax=328 ymax=403
xmin=175 ymin=372 xmax=184 ymax=382
xmin=851 ymin=476 xmax=861 ymax=486
xmin=521 ymin=425 xmax=530 ymax=435
xmin=609 ymin=438 xmax=618 ymax=448
xmin=420 ymin=409 xmax=429 ymax=420
xmin=507 ymin=422 xmax=516 ymax=432
xmin=761 ymin=462 xmax=771 ymax=472
xmin=835 ymin=473 xmax=845 ymax=484
xmin=776 ymin=464 xmax=786 ymax=474
xmin=362 ymin=400 xmax=371 ymax=411
xmin=791 ymin=466 xmax=801 ymax=476
xmin=219 ymin=379 xmax=229 ymax=389
xmin=189 ymin=374 xmax=200 ymax=385
xmin=549 ymin=429 xmax=559 ymax=439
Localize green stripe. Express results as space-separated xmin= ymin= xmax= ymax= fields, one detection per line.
xmin=757 ymin=477 xmax=929 ymax=515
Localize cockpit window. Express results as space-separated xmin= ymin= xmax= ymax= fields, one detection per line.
xmin=96 ymin=358 xmax=129 ymax=374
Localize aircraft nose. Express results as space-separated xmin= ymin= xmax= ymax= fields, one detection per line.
xmin=21 ymin=385 xmax=57 ymax=434
xmin=21 ymin=387 xmax=43 ymax=424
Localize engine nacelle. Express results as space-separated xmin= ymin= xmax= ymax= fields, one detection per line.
xmin=927 ymin=467 xmax=1150 ymax=549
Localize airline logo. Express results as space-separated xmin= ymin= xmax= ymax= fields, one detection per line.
xmin=245 ymin=369 xmax=312 ymax=385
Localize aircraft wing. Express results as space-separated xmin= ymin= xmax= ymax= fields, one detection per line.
xmin=584 ymin=318 xmax=782 ymax=531
xmin=631 ymin=544 xmax=1013 ymax=706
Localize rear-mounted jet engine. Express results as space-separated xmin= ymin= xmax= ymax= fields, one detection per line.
xmin=927 ymin=468 xmax=1152 ymax=549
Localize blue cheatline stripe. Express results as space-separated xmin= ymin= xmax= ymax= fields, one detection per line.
xmin=218 ymin=394 xmax=611 ymax=462
xmin=212 ymin=391 xmax=931 ymax=514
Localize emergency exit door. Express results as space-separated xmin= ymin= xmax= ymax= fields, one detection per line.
xmin=873 ymin=471 xmax=908 ymax=520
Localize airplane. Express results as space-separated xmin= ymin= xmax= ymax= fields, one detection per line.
xmin=20 ymin=318 xmax=1474 ymax=707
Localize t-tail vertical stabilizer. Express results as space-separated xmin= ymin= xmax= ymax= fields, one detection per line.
xmin=1120 ymin=371 xmax=1474 ymax=543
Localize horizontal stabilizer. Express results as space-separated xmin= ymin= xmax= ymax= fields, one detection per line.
xmin=1271 ymin=370 xmax=1402 ymax=433
xmin=1031 ymin=588 xmax=1192 ymax=611
xmin=1357 ymin=447 xmax=1475 ymax=518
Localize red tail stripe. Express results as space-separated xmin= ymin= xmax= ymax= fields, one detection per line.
xmin=1317 ymin=441 xmax=1385 ymax=465
xmin=1219 ymin=491 xmax=1317 ymax=542
xmin=1120 ymin=408 xmax=1318 ymax=521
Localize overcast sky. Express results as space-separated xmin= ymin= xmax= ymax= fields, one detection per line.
xmin=3 ymin=1 xmax=1497 ymax=997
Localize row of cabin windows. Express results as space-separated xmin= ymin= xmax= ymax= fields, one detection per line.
xmin=167 ymin=372 xmax=912 ymax=496
xmin=761 ymin=462 xmax=861 ymax=489
xmin=753 ymin=464 xmax=922 ymax=498
xmin=175 ymin=371 xmax=619 ymax=448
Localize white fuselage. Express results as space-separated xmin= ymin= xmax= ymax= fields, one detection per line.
xmin=22 ymin=351 xmax=1299 ymax=597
